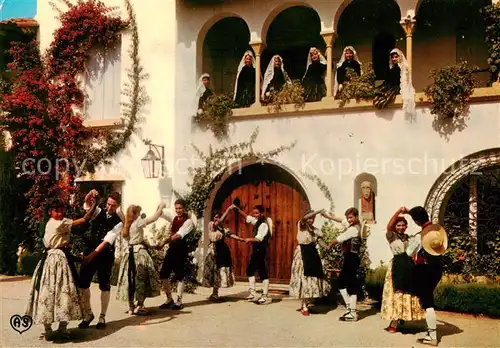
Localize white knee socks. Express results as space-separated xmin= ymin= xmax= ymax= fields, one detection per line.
xmin=100 ymin=291 xmax=110 ymax=317
xmin=177 ymin=281 xmax=185 ymax=303
xmin=248 ymin=276 xmax=256 ymax=296
xmin=263 ymin=279 xmax=269 ymax=296
xmin=162 ymin=279 xmax=173 ymax=302
xmin=339 ymin=289 xmax=350 ymax=310
xmin=425 ymin=308 xmax=437 ymax=339
xmin=349 ymin=295 xmax=357 ymax=312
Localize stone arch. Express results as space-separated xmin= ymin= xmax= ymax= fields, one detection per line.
xmin=195 ymin=13 xmax=251 ymax=88
xmin=203 ymin=158 xmax=311 ymax=282
xmin=424 ymin=148 xmax=500 ymax=223
xmin=354 ymin=172 xmax=377 ymax=223
xmin=333 ymin=0 xmax=352 ymax=32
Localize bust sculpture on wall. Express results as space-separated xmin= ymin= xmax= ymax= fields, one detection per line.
xmin=359 ymin=180 xmax=375 ymax=223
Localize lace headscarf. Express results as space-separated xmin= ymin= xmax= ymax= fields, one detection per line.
xmin=390 ymin=48 xmax=416 ymax=122
xmin=303 ymin=47 xmax=327 ymax=81
xmin=261 ymin=55 xmax=291 ymax=99
xmin=195 ymin=73 xmax=210 ymax=101
xmin=233 ymin=50 xmax=255 ymax=101
xmin=333 ymin=46 xmax=362 ymax=97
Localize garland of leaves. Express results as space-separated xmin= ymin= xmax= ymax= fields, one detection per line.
xmin=482 ymin=2 xmax=500 ymax=85
xmin=337 ymin=63 xmax=376 ymax=107
xmin=0 ymin=0 xmax=145 ymax=229
xmin=424 ymin=61 xmax=477 ymax=140
xmin=300 ymin=172 xmax=335 ymax=213
xmin=266 ymin=80 xmax=305 ymax=113
xmin=174 ymin=127 xmax=297 ymax=218
xmin=193 ymin=93 xmax=235 ymax=140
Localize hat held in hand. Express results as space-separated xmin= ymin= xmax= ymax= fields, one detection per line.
xmin=421 ymin=223 xmax=448 ymax=256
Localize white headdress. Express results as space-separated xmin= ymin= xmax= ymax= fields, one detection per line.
xmin=195 ymin=73 xmax=210 ymax=101
xmin=390 ymin=48 xmax=416 ymax=122
xmin=233 ymin=50 xmax=255 ymax=101
xmin=333 ymin=46 xmax=362 ymax=97
xmin=303 ymin=47 xmax=327 ymax=81
xmin=261 ymin=55 xmax=292 ymax=99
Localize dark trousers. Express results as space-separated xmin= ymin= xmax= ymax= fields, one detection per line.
xmin=79 ymin=250 xmax=114 ymax=291
xmin=338 ymin=252 xmax=361 ymax=296
xmin=160 ymin=240 xmax=188 ymax=281
xmin=413 ymin=264 xmax=443 ymax=309
xmin=246 ymin=247 xmax=268 ymax=280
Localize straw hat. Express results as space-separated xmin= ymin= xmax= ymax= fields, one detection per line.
xmin=421 ymin=223 xmax=448 ymax=256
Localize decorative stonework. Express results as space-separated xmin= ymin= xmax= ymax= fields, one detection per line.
xmin=424 ymin=148 xmax=500 ymax=223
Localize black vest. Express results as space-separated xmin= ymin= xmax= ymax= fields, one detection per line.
xmin=86 ymin=208 xmax=121 ymax=253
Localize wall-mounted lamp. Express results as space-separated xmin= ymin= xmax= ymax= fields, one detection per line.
xmin=141 ymin=140 xmax=165 ymax=178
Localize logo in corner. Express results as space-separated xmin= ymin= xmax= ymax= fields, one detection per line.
xmin=10 ymin=314 xmax=33 ymax=334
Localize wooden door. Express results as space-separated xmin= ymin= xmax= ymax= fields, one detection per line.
xmin=219 ymin=180 xmax=309 ymax=283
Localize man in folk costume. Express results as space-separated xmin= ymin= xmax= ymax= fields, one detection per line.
xmin=323 ymin=207 xmax=364 ymax=321
xmin=404 ymin=206 xmax=447 ymax=346
xmin=78 ymin=190 xmax=124 ymax=329
xmin=232 ymin=204 xmax=273 ymax=305
xmin=157 ymin=199 xmax=196 ymax=310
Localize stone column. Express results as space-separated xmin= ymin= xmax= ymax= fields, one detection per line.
xmin=400 ymin=17 xmax=416 ymax=73
xmin=469 ymin=175 xmax=478 ymax=253
xmin=321 ymin=31 xmax=337 ymax=98
xmin=250 ymin=41 xmax=264 ymax=107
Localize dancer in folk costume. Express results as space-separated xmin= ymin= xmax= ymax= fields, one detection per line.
xmin=289 ymin=209 xmax=330 ymax=316
xmin=157 ymin=199 xmax=196 ymax=310
xmin=234 ymin=50 xmax=257 ymax=108
xmin=404 ymin=206 xmax=447 ymax=346
xmin=26 ymin=198 xmax=96 ymax=341
xmin=334 ymin=46 xmax=362 ymax=98
xmin=261 ymin=54 xmax=291 ymax=104
xmin=322 ymin=207 xmax=363 ymax=322
xmin=373 ymin=48 xmax=416 ymax=121
xmin=231 ymin=204 xmax=273 ymax=305
xmin=196 ymin=73 xmax=213 ymax=115
xmin=115 ymin=203 xmax=165 ymax=315
xmin=78 ymin=190 xmax=124 ymax=329
xmin=381 ymin=207 xmax=424 ymax=332
xmin=202 ymin=205 xmax=246 ymax=302
xmin=302 ymin=47 xmax=327 ymax=102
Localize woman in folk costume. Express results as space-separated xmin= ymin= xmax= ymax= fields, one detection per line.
xmin=26 ymin=198 xmax=97 ymax=341
xmin=334 ymin=46 xmax=362 ymax=98
xmin=261 ymin=55 xmax=291 ymax=104
xmin=289 ymin=209 xmax=330 ymax=316
xmin=234 ymin=50 xmax=256 ymax=108
xmin=202 ymin=205 xmax=246 ymax=302
xmin=373 ymin=48 xmax=416 ymax=121
xmin=196 ymin=73 xmax=213 ymax=115
xmin=381 ymin=207 xmax=424 ymax=332
xmin=302 ymin=47 xmax=327 ymax=102
xmin=115 ymin=203 xmax=165 ymax=315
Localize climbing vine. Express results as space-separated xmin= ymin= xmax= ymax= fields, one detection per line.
xmin=483 ymin=2 xmax=500 ymax=84
xmin=301 ymin=172 xmax=335 ymax=213
xmin=266 ymin=80 xmax=305 ymax=113
xmin=193 ymin=93 xmax=235 ymax=140
xmin=0 ymin=0 xmax=146 ymax=229
xmin=337 ymin=63 xmax=376 ymax=107
xmin=424 ymin=61 xmax=477 ymax=139
xmin=174 ymin=127 xmax=297 ymax=218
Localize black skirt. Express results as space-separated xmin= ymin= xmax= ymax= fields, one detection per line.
xmin=392 ymin=253 xmax=414 ymax=293
xmin=300 ymin=243 xmax=324 ymax=279
xmin=214 ymin=239 xmax=232 ymax=268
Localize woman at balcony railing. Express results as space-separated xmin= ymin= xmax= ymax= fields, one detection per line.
xmin=233 ymin=50 xmax=256 ymax=108
xmin=302 ymin=47 xmax=327 ymax=102
xmin=196 ymin=73 xmax=213 ymax=115
xmin=334 ymin=46 xmax=362 ymax=99
xmin=373 ymin=48 xmax=415 ymax=121
xmin=261 ymin=55 xmax=291 ymax=104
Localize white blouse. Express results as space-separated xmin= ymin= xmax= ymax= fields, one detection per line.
xmin=43 ymin=218 xmax=73 ymax=249
xmin=296 ymin=221 xmax=323 ymax=245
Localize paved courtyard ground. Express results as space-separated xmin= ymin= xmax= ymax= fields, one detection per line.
xmin=1 ymin=278 xmax=498 ymax=347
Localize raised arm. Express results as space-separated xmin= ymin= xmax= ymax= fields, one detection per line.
xmin=234 ymin=206 xmax=248 ymax=219
xmin=321 ymin=210 xmax=343 ymax=223
xmin=219 ymin=204 xmax=235 ymax=223
xmin=145 ymin=202 xmax=167 ymax=225
xmin=72 ymin=200 xmax=97 ymax=226
xmin=387 ymin=206 xmax=407 ymax=232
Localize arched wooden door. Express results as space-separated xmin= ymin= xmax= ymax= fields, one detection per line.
xmin=211 ymin=164 xmax=310 ymax=283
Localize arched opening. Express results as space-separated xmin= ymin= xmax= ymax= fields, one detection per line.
xmin=202 ymin=17 xmax=251 ymax=95
xmin=336 ymin=0 xmax=404 ymax=80
xmin=354 ymin=173 xmax=377 ymax=224
xmin=205 ymin=161 xmax=310 ymax=283
xmin=413 ymin=0 xmax=490 ymax=91
xmin=264 ymin=6 xmax=324 ymax=81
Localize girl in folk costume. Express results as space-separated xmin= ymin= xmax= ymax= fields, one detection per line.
xmin=157 ymin=199 xmax=196 ymax=310
xmin=373 ymin=48 xmax=416 ymax=121
xmin=261 ymin=55 xmax=291 ymax=104
xmin=381 ymin=207 xmax=424 ymax=332
xmin=115 ymin=203 xmax=165 ymax=315
xmin=302 ymin=47 xmax=327 ymax=102
xmin=322 ymin=207 xmax=363 ymax=322
xmin=202 ymin=205 xmax=246 ymax=302
xmin=234 ymin=50 xmax=257 ymax=108
xmin=334 ymin=46 xmax=362 ymax=98
xmin=26 ymin=198 xmax=97 ymax=341
xmin=289 ymin=209 xmax=330 ymax=316
xmin=196 ymin=73 xmax=213 ymax=115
